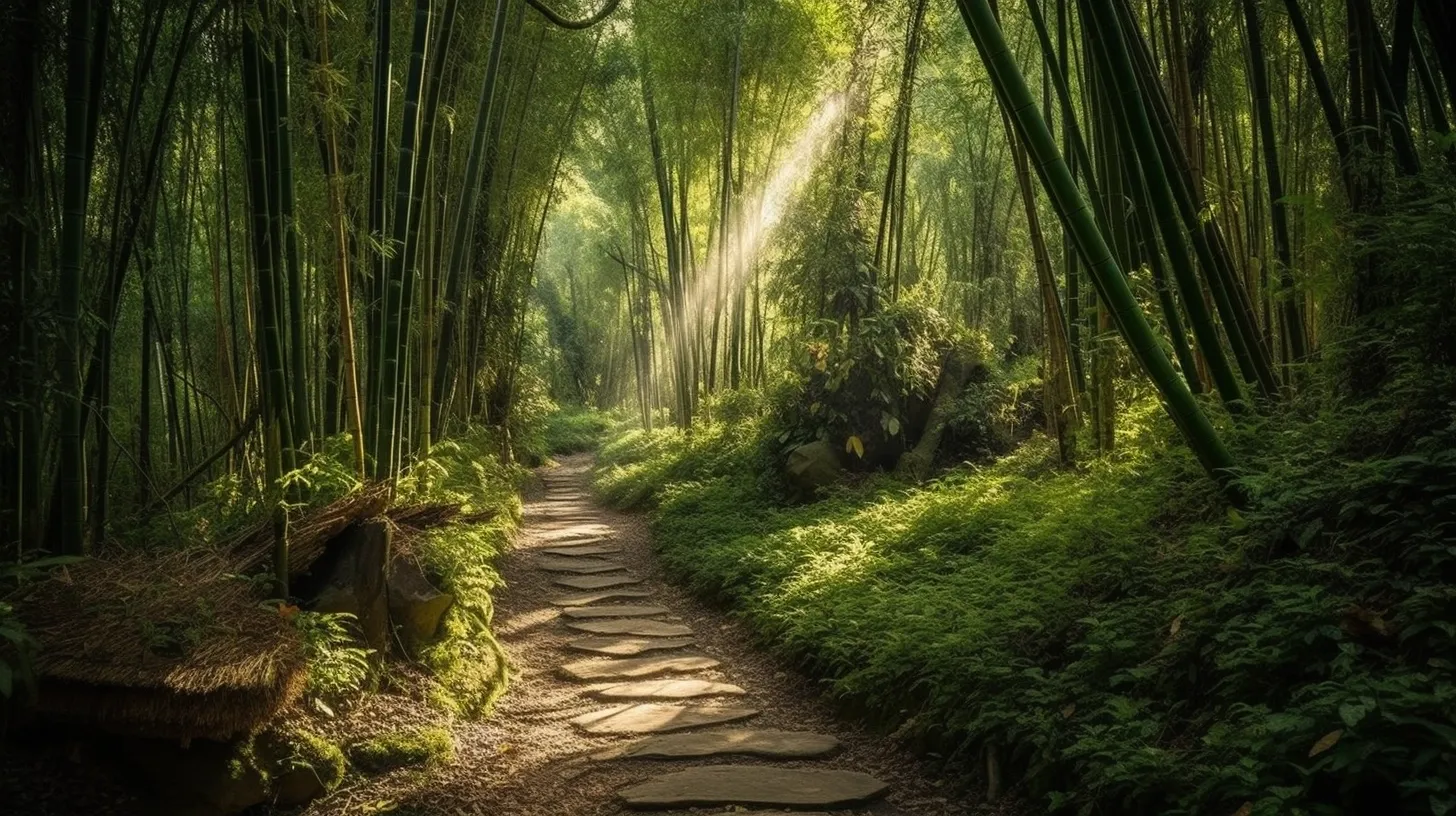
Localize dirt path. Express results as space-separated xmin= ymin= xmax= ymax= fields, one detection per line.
xmin=312 ymin=453 xmax=983 ymax=815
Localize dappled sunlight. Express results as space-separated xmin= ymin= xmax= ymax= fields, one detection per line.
xmin=495 ymin=606 xmax=563 ymax=637
xmin=680 ymin=93 xmax=846 ymax=328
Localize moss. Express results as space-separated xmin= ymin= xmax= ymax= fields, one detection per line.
xmin=275 ymin=726 xmax=347 ymax=791
xmin=347 ymin=726 xmax=455 ymax=774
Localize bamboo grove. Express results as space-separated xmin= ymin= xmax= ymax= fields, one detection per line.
xmin=529 ymin=0 xmax=1456 ymax=494
xmin=5 ymin=0 xmax=1456 ymax=566
xmin=0 ymin=0 xmax=615 ymax=584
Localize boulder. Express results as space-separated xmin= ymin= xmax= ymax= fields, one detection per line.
xmin=387 ymin=555 xmax=455 ymax=654
xmin=304 ymin=518 xmax=391 ymax=652
xmin=784 ymin=440 xmax=845 ymax=496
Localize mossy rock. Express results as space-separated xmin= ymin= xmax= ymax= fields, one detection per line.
xmin=347 ymin=726 xmax=455 ymax=774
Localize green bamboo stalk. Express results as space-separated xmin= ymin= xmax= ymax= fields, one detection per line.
xmin=57 ymin=0 xmax=94 ymax=555
xmin=954 ymin=0 xmax=1238 ymax=488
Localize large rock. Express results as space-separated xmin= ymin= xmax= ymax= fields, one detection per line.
xmin=784 ymin=440 xmax=845 ymax=496
xmin=303 ymin=518 xmax=391 ymax=651
xmin=387 ymin=555 xmax=455 ymax=654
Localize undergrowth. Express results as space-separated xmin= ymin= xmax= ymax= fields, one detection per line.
xmin=596 ymin=385 xmax=1456 ymax=815
xmin=395 ymin=426 xmax=522 ymax=717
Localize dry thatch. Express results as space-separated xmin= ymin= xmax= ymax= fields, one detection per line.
xmin=10 ymin=549 xmax=307 ymax=740
xmin=7 ymin=483 xmax=498 ymax=740
xmin=230 ymin=482 xmax=391 ymax=578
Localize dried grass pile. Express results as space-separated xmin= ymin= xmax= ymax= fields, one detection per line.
xmin=10 ymin=549 xmax=305 ymax=740
xmin=8 ymin=485 xmax=398 ymax=740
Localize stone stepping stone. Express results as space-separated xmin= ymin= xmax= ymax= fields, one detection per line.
xmin=567 ymin=636 xmax=695 ymax=656
xmin=539 ymin=535 xmax=613 ymax=547
xmin=591 ymin=729 xmax=840 ymax=760
xmin=559 ymin=654 xmax=720 ymax=680
xmin=536 ymin=557 xmax=626 ymax=574
xmin=616 ymin=766 xmax=888 ymax=810
xmin=560 ymin=605 xmax=669 ymax=619
xmin=541 ymin=544 xmax=622 ymax=557
xmin=567 ymin=618 xmax=693 ymax=637
xmin=551 ymin=589 xmax=653 ymax=607
xmin=572 ymin=703 xmax=758 ymax=735
xmin=556 ymin=574 xmax=642 ymax=590
xmin=592 ymin=679 xmax=745 ymax=700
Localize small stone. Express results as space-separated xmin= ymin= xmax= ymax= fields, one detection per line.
xmin=591 ymin=729 xmax=840 ymax=761
xmin=566 ymin=618 xmax=692 ymax=637
xmin=616 ymin=766 xmax=888 ymax=809
xmin=550 ymin=589 xmax=654 ymax=606
xmin=592 ymin=679 xmax=745 ymax=700
xmin=572 ymin=704 xmax=758 ymax=735
xmin=566 ymin=636 xmax=695 ymax=656
xmin=560 ymin=605 xmax=669 ymax=619
xmin=558 ymin=654 xmax=720 ymax=680
xmin=555 ymin=574 xmax=642 ymax=590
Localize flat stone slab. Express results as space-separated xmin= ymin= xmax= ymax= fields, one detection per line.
xmin=593 ymin=679 xmax=745 ymax=700
xmin=556 ymin=574 xmax=642 ymax=590
xmin=541 ymin=544 xmax=623 ymax=557
xmin=560 ymin=605 xmax=669 ymax=619
xmin=536 ymin=557 xmax=626 ymax=574
xmin=559 ymin=654 xmax=720 ymax=680
xmin=592 ymin=729 xmax=840 ymax=760
xmin=551 ymin=589 xmax=654 ymax=607
xmin=538 ymin=534 xmax=613 ymax=547
xmin=572 ymin=704 xmax=758 ymax=735
xmin=567 ymin=636 xmax=695 ymax=656
xmin=567 ymin=618 xmax=693 ymax=637
xmin=617 ymin=766 xmax=888 ymax=809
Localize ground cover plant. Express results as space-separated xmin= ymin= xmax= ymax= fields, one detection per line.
xmin=597 ymin=362 xmax=1456 ymax=814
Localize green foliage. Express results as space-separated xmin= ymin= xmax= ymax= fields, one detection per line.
xmin=397 ymin=426 xmax=520 ymax=717
xmin=231 ymin=724 xmax=347 ymax=794
xmin=347 ymin=726 xmax=455 ymax=774
xmin=293 ymin=610 xmax=374 ymax=705
xmin=540 ymin=404 xmax=616 ymax=455
xmin=599 ymin=385 xmax=1456 ymax=815
xmin=774 ymin=299 xmax=966 ymax=467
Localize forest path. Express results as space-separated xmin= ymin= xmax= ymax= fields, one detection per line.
xmin=405 ymin=453 xmax=981 ymax=816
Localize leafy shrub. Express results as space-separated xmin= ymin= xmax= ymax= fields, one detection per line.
xmin=397 ymin=426 xmax=520 ymax=717
xmin=293 ymin=611 xmax=373 ymax=706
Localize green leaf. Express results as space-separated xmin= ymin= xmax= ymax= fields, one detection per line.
xmin=1338 ymin=703 xmax=1368 ymax=728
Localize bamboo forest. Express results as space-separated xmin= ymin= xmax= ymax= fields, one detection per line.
xmin=4 ymin=0 xmax=1456 ymax=813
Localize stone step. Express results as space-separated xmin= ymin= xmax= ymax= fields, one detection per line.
xmin=567 ymin=618 xmax=692 ymax=637
xmin=572 ymin=703 xmax=759 ymax=735
xmin=538 ymin=527 xmax=613 ymax=540
xmin=541 ymin=544 xmax=623 ymax=557
xmin=591 ymin=729 xmax=840 ymax=761
xmin=536 ymin=557 xmax=626 ymax=574
xmin=538 ymin=534 xmax=614 ymax=547
xmin=616 ymin=766 xmax=888 ymax=810
xmin=592 ymin=679 xmax=745 ymax=700
xmin=558 ymin=654 xmax=720 ymax=680
xmin=551 ymin=589 xmax=654 ymax=607
xmin=556 ymin=574 xmax=643 ymax=590
xmin=567 ymin=636 xmax=695 ymax=656
xmin=560 ymin=605 xmax=669 ymax=619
